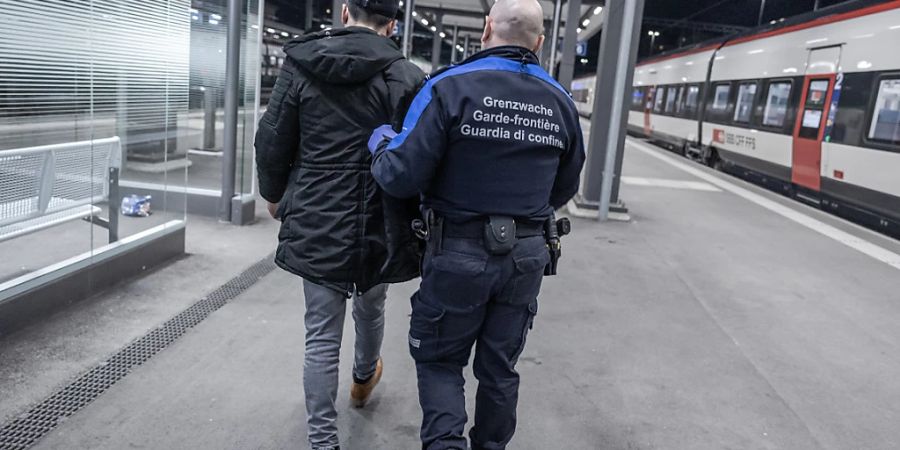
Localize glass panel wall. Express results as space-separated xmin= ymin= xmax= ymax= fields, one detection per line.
xmin=0 ymin=0 xmax=262 ymax=293
xmin=187 ymin=0 xmax=262 ymax=196
xmin=0 ymin=0 xmax=190 ymax=287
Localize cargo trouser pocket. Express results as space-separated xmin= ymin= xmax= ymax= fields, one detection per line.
xmin=408 ymin=293 xmax=445 ymax=362
xmin=512 ymin=301 xmax=538 ymax=362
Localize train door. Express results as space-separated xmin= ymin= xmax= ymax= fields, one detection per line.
xmin=792 ymin=46 xmax=842 ymax=192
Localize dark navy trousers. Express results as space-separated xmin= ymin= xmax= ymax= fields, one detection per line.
xmin=409 ymin=234 xmax=549 ymax=450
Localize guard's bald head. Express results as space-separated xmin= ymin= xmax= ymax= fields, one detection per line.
xmin=482 ymin=0 xmax=545 ymax=51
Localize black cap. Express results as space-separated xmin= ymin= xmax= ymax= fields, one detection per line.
xmin=349 ymin=0 xmax=400 ymax=18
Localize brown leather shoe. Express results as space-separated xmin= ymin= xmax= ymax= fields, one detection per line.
xmin=350 ymin=358 xmax=383 ymax=408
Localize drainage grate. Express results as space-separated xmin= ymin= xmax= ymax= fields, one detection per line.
xmin=0 ymin=255 xmax=278 ymax=450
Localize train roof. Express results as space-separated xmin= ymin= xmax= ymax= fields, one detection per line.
xmin=636 ymin=0 xmax=900 ymax=67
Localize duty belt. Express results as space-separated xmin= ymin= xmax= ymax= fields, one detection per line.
xmin=442 ymin=219 xmax=544 ymax=239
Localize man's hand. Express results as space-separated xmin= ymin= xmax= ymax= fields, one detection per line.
xmin=368 ymin=124 xmax=398 ymax=155
xmin=267 ymin=201 xmax=279 ymax=219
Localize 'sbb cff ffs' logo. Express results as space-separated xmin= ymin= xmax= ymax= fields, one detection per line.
xmin=713 ymin=129 xmax=726 ymax=144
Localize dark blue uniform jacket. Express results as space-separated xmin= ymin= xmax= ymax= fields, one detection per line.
xmin=371 ymin=46 xmax=586 ymax=221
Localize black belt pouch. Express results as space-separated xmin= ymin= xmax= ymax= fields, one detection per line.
xmin=484 ymin=216 xmax=517 ymax=255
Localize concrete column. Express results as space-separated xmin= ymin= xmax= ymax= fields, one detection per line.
xmin=402 ymin=0 xmax=414 ymax=58
xmin=220 ymin=0 xmax=242 ymax=222
xmin=463 ymin=34 xmax=470 ymax=59
xmin=557 ymin=0 xmax=582 ymax=89
xmin=431 ymin=12 xmax=444 ymax=69
xmin=450 ymin=25 xmax=460 ymax=64
xmin=573 ymin=0 xmax=645 ymax=221
xmin=540 ymin=20 xmax=552 ymax=68
xmin=548 ymin=0 xmax=563 ymax=77
xmin=333 ymin=0 xmax=343 ymax=28
xmin=305 ymin=0 xmax=314 ymax=31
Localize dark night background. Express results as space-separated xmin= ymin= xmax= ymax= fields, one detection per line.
xmin=261 ymin=0 xmax=859 ymax=77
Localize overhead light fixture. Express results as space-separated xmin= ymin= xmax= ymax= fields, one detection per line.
xmin=267 ymin=28 xmax=276 ymax=33
xmin=431 ymin=26 xmax=437 ymax=32
xmin=211 ymin=14 xmax=222 ymax=20
xmin=440 ymin=32 xmax=446 ymax=38
xmin=281 ymin=31 xmax=289 ymax=37
xmin=582 ymin=19 xmax=590 ymax=27
xmin=412 ymin=11 xmax=418 ymax=17
xmin=209 ymin=19 xmax=219 ymax=25
xmin=251 ymin=24 xmax=259 ymax=29
xmin=594 ymin=6 xmax=603 ymax=15
xmin=421 ymin=18 xmax=429 ymax=26
xmin=576 ymin=27 xmax=582 ymax=33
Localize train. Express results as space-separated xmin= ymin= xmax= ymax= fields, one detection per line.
xmin=573 ymin=0 xmax=900 ymax=237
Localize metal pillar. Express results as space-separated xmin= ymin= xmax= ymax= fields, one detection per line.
xmin=333 ymin=0 xmax=343 ymax=28
xmin=541 ymin=20 xmax=552 ymax=68
xmin=402 ymin=0 xmax=414 ymax=58
xmin=813 ymin=0 xmax=820 ymax=10
xmin=548 ymin=0 xmax=563 ymax=77
xmin=758 ymin=0 xmax=767 ymax=25
xmin=575 ymin=0 xmax=645 ymax=221
xmin=219 ymin=0 xmax=241 ymax=222
xmin=450 ymin=25 xmax=459 ymax=64
xmin=557 ymin=0 xmax=581 ymax=89
xmin=463 ymin=34 xmax=470 ymax=59
xmin=305 ymin=0 xmax=314 ymax=30
xmin=432 ymin=12 xmax=444 ymax=69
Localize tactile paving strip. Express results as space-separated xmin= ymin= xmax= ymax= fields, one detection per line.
xmin=0 ymin=255 xmax=277 ymax=449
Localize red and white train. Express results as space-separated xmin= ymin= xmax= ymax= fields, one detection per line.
xmin=573 ymin=0 xmax=900 ymax=237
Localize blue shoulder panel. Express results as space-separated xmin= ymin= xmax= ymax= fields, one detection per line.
xmin=386 ymin=57 xmax=574 ymax=151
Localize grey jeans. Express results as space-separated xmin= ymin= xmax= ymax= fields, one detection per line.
xmin=302 ymin=279 xmax=388 ymax=450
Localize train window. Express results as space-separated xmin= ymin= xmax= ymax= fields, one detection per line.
xmin=733 ymin=82 xmax=758 ymax=123
xmin=675 ymin=86 xmax=685 ymax=114
xmin=684 ymin=85 xmax=700 ymax=115
xmin=653 ymin=87 xmax=665 ymax=113
xmin=665 ymin=86 xmax=679 ymax=114
xmin=711 ymin=84 xmax=731 ymax=111
xmin=806 ymin=80 xmax=829 ymax=107
xmin=868 ymin=78 xmax=900 ymax=145
xmin=763 ymin=81 xmax=792 ymax=127
xmin=632 ymin=88 xmax=645 ymax=109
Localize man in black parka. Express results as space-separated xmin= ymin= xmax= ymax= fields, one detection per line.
xmin=254 ymin=1 xmax=425 ymax=448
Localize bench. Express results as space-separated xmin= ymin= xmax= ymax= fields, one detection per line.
xmin=0 ymin=137 xmax=121 ymax=243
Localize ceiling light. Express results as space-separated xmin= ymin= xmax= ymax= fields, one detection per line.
xmin=209 ymin=19 xmax=219 ymax=25
xmin=440 ymin=32 xmax=446 ymax=38
xmin=211 ymin=14 xmax=222 ymax=20
xmin=594 ymin=6 xmax=603 ymax=15
xmin=281 ymin=31 xmax=289 ymax=37
xmin=431 ymin=26 xmax=437 ymax=32
xmin=582 ymin=19 xmax=590 ymax=27
xmin=576 ymin=27 xmax=582 ymax=33
xmin=267 ymin=28 xmax=275 ymax=33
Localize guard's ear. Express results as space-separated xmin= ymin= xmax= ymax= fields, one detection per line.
xmin=482 ymin=16 xmax=493 ymax=45
xmin=533 ymin=34 xmax=545 ymax=54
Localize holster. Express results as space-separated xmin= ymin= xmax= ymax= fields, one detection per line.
xmin=484 ymin=216 xmax=516 ymax=255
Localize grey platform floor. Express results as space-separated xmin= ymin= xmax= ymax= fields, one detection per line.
xmin=3 ymin=136 xmax=900 ymax=450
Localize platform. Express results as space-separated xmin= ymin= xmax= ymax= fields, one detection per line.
xmin=2 ymin=133 xmax=900 ymax=449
